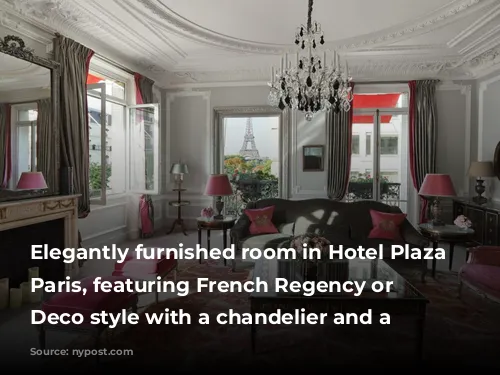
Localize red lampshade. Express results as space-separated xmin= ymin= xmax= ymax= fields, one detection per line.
xmin=204 ymin=174 xmax=233 ymax=196
xmin=418 ymin=174 xmax=456 ymax=197
xmin=17 ymin=172 xmax=48 ymax=190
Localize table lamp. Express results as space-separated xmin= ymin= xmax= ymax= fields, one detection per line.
xmin=16 ymin=172 xmax=47 ymax=191
xmin=468 ymin=161 xmax=494 ymax=204
xmin=204 ymin=174 xmax=233 ymax=219
xmin=170 ymin=162 xmax=189 ymax=189
xmin=418 ymin=173 xmax=456 ymax=226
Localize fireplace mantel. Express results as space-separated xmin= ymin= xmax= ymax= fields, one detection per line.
xmin=0 ymin=194 xmax=80 ymax=277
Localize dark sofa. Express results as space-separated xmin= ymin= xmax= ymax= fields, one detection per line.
xmin=230 ymin=198 xmax=428 ymax=257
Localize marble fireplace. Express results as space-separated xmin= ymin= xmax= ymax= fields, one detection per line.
xmin=0 ymin=195 xmax=80 ymax=288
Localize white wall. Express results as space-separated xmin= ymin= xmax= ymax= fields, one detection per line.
xmin=476 ymin=72 xmax=500 ymax=201
xmin=164 ymin=83 xmax=471 ymax=225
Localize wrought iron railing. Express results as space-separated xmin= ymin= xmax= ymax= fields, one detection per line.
xmin=346 ymin=182 xmax=401 ymax=206
xmin=225 ymin=177 xmax=279 ymax=217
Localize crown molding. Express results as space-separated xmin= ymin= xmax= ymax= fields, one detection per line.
xmin=134 ymin=0 xmax=486 ymax=53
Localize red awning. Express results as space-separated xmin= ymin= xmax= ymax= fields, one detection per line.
xmin=353 ymin=94 xmax=400 ymax=123
xmin=87 ymin=73 xmax=103 ymax=84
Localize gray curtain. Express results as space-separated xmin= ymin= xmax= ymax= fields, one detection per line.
xmin=54 ymin=35 xmax=94 ymax=217
xmin=36 ymin=98 xmax=57 ymax=192
xmin=409 ymin=79 xmax=439 ymax=222
xmin=0 ymin=104 xmax=10 ymax=188
xmin=326 ymin=106 xmax=353 ymax=200
xmin=135 ymin=73 xmax=155 ymax=104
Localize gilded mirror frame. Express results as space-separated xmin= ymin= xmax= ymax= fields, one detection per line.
xmin=0 ymin=35 xmax=60 ymax=201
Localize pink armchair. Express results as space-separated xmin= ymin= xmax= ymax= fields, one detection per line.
xmin=458 ymin=246 xmax=500 ymax=302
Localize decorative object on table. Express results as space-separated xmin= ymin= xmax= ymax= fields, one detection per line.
xmin=494 ymin=141 xmax=500 ymax=180
xmin=170 ymin=161 xmax=189 ymax=190
xmin=418 ymin=174 xmax=456 ymax=226
xmin=302 ymin=145 xmax=324 ymax=171
xmin=16 ymin=171 xmax=48 ymax=192
xmin=289 ymin=233 xmax=348 ymax=282
xmin=468 ymin=161 xmax=494 ymax=204
xmin=454 ymin=214 xmax=472 ymax=230
xmin=268 ymin=0 xmax=353 ymax=121
xmin=139 ymin=194 xmax=155 ymax=238
xmin=200 ymin=207 xmax=214 ymax=220
xmin=204 ymin=174 xmax=233 ymax=219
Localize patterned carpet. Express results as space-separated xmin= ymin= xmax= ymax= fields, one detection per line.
xmin=54 ymin=259 xmax=500 ymax=370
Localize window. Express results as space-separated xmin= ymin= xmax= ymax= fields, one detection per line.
xmin=380 ymin=136 xmax=398 ymax=155
xmin=351 ymin=134 xmax=360 ymax=155
xmin=11 ymin=105 xmax=37 ymax=186
xmin=87 ymin=72 xmax=127 ymax=204
xmin=366 ymin=133 xmax=371 ymax=155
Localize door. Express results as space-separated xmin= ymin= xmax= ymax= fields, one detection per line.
xmin=349 ymin=92 xmax=409 ymax=213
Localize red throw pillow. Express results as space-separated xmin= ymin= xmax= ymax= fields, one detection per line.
xmin=244 ymin=206 xmax=279 ymax=235
xmin=368 ymin=210 xmax=406 ymax=241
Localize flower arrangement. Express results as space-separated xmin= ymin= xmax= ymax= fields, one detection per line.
xmin=454 ymin=215 xmax=472 ymax=229
xmin=200 ymin=207 xmax=214 ymax=220
xmin=290 ymin=233 xmax=331 ymax=261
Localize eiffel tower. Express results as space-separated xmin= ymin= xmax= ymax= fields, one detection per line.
xmin=239 ymin=117 xmax=260 ymax=159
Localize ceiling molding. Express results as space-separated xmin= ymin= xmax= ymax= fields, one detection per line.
xmin=1 ymin=0 xmax=500 ymax=87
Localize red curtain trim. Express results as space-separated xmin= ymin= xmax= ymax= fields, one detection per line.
xmin=2 ymin=104 xmax=12 ymax=188
xmin=408 ymin=80 xmax=428 ymax=223
xmin=134 ymin=73 xmax=144 ymax=105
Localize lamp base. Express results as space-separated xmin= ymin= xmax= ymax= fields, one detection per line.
xmin=472 ymin=195 xmax=487 ymax=204
xmin=214 ymin=196 xmax=224 ymax=220
xmin=430 ymin=219 xmax=445 ymax=226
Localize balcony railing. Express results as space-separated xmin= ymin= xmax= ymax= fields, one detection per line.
xmin=346 ymin=182 xmax=401 ymax=206
xmin=225 ymin=176 xmax=279 ymax=217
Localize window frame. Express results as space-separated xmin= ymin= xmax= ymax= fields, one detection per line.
xmin=10 ymin=103 xmax=38 ymax=189
xmin=380 ymin=135 xmax=399 ymax=156
xmin=351 ymin=134 xmax=360 ymax=155
xmin=128 ymin=103 xmax=160 ymax=195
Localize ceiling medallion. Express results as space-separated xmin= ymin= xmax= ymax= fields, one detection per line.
xmin=268 ymin=0 xmax=353 ymax=121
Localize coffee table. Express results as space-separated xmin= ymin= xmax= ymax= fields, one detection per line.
xmin=249 ymin=258 xmax=429 ymax=361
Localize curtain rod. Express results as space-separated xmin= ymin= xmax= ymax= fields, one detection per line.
xmin=353 ymin=81 xmax=409 ymax=85
xmin=94 ymin=54 xmax=135 ymax=76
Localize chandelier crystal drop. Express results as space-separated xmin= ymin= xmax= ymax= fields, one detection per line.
xmin=268 ymin=0 xmax=353 ymax=121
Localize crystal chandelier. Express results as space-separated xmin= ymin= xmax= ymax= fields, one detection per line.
xmin=268 ymin=0 xmax=353 ymax=121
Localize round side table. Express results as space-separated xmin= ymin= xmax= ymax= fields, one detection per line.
xmin=167 ymin=200 xmax=190 ymax=235
xmin=197 ymin=216 xmax=236 ymax=270
xmin=419 ymin=223 xmax=474 ymax=278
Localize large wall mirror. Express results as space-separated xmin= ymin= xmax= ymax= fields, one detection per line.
xmin=0 ymin=35 xmax=60 ymax=202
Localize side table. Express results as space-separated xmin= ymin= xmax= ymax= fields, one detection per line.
xmin=167 ymin=188 xmax=190 ymax=236
xmin=197 ymin=216 xmax=236 ymax=271
xmin=419 ymin=223 xmax=474 ymax=278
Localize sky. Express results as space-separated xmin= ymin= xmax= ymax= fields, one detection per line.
xmin=223 ymin=116 xmax=280 ymax=160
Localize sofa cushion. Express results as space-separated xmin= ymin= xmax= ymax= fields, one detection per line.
xmin=241 ymin=233 xmax=292 ymax=250
xmin=245 ymin=206 xmax=279 ymax=235
xmin=368 ymin=210 xmax=407 ymax=241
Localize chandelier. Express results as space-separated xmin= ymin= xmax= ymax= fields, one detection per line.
xmin=268 ymin=0 xmax=353 ymax=121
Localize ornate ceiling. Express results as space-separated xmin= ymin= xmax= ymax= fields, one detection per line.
xmin=1 ymin=0 xmax=500 ymax=87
